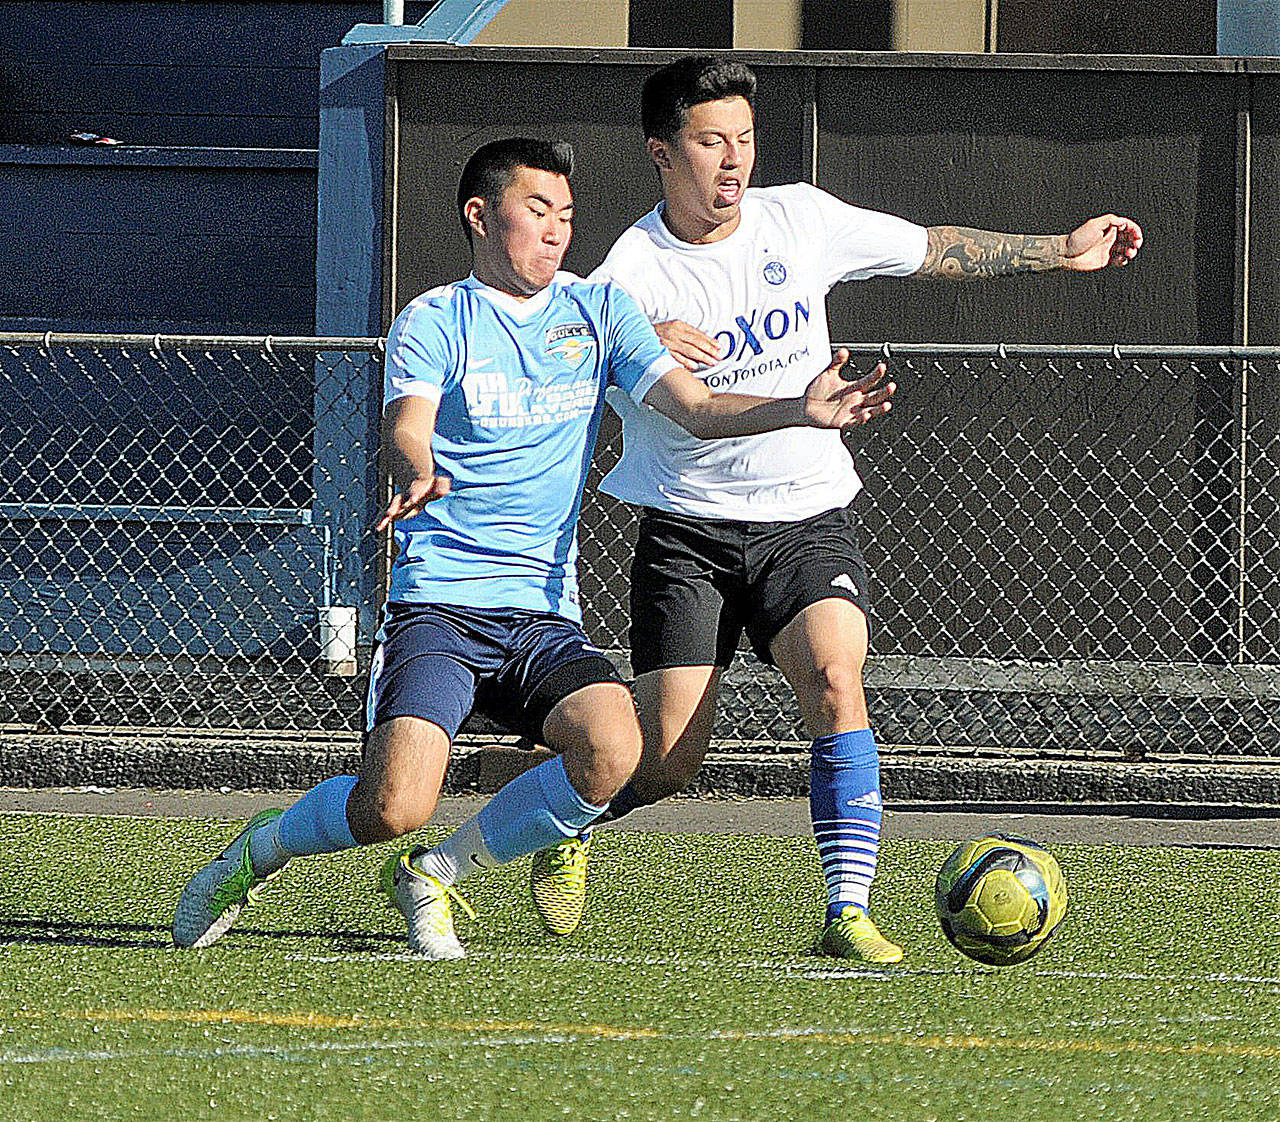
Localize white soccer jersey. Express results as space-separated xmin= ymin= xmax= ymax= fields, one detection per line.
xmin=590 ymin=183 xmax=928 ymax=521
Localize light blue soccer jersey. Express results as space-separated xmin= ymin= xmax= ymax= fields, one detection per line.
xmin=383 ymin=272 xmax=677 ymax=622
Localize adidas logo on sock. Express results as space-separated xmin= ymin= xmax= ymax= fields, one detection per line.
xmin=845 ymin=791 xmax=882 ymax=810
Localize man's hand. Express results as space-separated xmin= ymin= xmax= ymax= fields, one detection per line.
xmin=1062 ymin=214 xmax=1143 ymax=271
xmin=376 ymin=474 xmax=451 ymax=532
xmin=655 ymin=320 xmax=724 ymax=370
xmin=804 ymin=349 xmax=895 ymax=429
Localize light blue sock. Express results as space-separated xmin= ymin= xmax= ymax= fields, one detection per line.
xmin=269 ymin=775 xmax=359 ymax=862
xmin=416 ymin=756 xmax=605 ymax=885
xmin=809 ymin=728 xmax=882 ymax=924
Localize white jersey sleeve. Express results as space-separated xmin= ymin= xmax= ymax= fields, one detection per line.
xmin=789 ymin=183 xmax=929 ymax=290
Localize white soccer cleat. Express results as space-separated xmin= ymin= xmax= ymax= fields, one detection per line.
xmin=173 ymin=809 xmax=283 ymax=949
xmin=378 ymin=848 xmax=475 ymax=960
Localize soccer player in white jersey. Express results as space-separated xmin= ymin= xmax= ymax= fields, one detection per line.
xmin=171 ymin=136 xmax=895 ymax=959
xmin=529 ymin=57 xmax=1143 ymax=963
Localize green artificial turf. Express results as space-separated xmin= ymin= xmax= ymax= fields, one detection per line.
xmin=1 ymin=814 xmax=1277 ymax=1121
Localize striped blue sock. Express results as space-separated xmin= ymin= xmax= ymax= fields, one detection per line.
xmin=809 ymin=728 xmax=882 ymax=924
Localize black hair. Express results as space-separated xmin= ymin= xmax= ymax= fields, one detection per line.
xmin=641 ymin=56 xmax=757 ymax=142
xmin=456 ymin=137 xmax=575 ymax=243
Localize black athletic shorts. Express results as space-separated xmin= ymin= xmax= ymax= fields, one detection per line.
xmin=628 ymin=504 xmax=872 ymax=674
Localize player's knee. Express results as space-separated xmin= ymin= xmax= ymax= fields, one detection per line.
xmin=348 ymin=781 xmax=435 ymax=844
xmin=548 ymin=684 xmax=642 ymax=797
xmin=794 ymin=660 xmax=866 ymax=726
xmin=812 ymin=659 xmax=863 ymax=704
xmin=574 ymin=716 xmax=642 ymax=802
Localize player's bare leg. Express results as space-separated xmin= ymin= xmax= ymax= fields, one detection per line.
xmin=769 ymin=599 xmax=869 ymax=737
xmin=350 ymin=716 xmax=452 ymax=842
xmin=630 ymin=665 xmax=723 ymax=801
xmin=355 ymin=718 xmax=476 ymax=959
xmin=544 ymin=681 xmax=645 ymax=807
xmin=771 ymin=599 xmax=901 ymax=963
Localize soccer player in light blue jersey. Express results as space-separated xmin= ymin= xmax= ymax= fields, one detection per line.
xmin=172 ymin=137 xmax=896 ymax=958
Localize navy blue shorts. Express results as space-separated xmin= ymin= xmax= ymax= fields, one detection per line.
xmin=364 ymin=602 xmax=627 ymax=743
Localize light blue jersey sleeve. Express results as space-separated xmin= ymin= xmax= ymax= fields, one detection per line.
xmin=602 ymin=283 xmax=679 ymax=404
xmin=383 ymin=297 xmax=461 ymax=408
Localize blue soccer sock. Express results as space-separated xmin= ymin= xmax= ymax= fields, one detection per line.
xmin=809 ymin=728 xmax=883 ymax=924
xmin=250 ymin=775 xmax=359 ymax=876
xmin=414 ymin=756 xmax=605 ymax=886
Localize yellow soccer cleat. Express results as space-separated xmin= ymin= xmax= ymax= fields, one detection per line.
xmin=529 ymin=832 xmax=591 ymax=937
xmin=821 ymin=905 xmax=904 ymax=964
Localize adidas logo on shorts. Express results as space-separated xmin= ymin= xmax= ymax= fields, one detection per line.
xmin=830 ymin=573 xmax=858 ymax=595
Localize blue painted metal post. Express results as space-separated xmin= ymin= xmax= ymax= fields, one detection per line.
xmin=315 ymin=45 xmax=387 ymax=650
xmin=344 ymin=0 xmax=512 ymax=44
xmin=1219 ymin=1 xmax=1280 ymax=53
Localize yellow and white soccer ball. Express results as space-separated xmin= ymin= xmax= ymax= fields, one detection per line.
xmin=934 ymin=834 xmax=1068 ymax=966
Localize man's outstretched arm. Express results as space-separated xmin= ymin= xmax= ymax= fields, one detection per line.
xmin=376 ymin=395 xmax=451 ymax=530
xmin=917 ymin=214 xmax=1143 ymax=279
xmin=642 ymin=349 xmax=894 ymax=439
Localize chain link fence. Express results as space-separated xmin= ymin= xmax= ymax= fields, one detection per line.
xmin=2 ymin=335 xmax=1278 ymax=761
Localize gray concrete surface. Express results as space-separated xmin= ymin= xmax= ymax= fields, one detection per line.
xmin=3 ymin=787 xmax=1277 ymax=848
xmin=7 ymin=734 xmax=1280 ymax=807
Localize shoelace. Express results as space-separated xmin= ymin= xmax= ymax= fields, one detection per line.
xmin=402 ymin=861 xmax=478 ymax=924
xmin=545 ymin=841 xmax=588 ymax=876
xmin=443 ymin=884 xmax=477 ymax=923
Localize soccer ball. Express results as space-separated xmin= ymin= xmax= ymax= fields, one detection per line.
xmin=934 ymin=834 xmax=1067 ymax=966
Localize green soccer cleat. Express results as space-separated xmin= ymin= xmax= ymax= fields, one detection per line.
xmin=529 ymin=832 xmax=591 ymax=937
xmin=379 ymin=848 xmax=476 ymax=960
xmin=821 ymin=905 xmax=904 ymax=964
xmin=172 ymin=809 xmax=284 ymax=949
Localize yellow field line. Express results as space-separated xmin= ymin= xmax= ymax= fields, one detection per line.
xmin=73 ymin=1008 xmax=658 ymax=1040
xmin=37 ymin=1009 xmax=1279 ymax=1059
xmin=78 ymin=1009 xmax=367 ymax=1030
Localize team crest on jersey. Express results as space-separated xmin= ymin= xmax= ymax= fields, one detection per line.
xmin=546 ymin=322 xmax=596 ymax=369
xmin=761 ymin=256 xmax=789 ymax=286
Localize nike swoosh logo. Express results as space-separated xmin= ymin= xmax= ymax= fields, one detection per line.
xmin=468 ymin=854 xmax=485 ymax=868
xmin=467 ymin=356 xmax=495 ymax=371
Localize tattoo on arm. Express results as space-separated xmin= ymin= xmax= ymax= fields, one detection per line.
xmin=918 ymin=226 xmax=1067 ymax=280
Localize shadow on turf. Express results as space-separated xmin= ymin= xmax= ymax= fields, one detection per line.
xmin=0 ymin=917 xmax=402 ymax=951
xmin=0 ymin=917 xmax=172 ymax=949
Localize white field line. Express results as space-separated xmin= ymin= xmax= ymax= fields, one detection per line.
xmin=283 ymin=949 xmax=1280 ymax=988
xmin=6 ymin=1019 xmax=1279 ymax=1067
xmin=0 ymin=1035 xmax=574 ymax=1066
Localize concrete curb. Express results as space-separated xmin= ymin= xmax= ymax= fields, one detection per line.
xmin=1 ymin=733 xmax=1278 ymax=806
